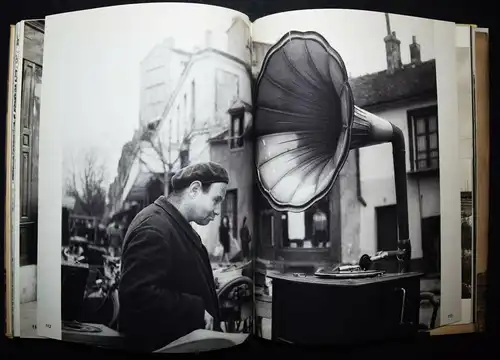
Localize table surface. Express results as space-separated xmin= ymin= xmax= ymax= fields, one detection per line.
xmin=62 ymin=323 xmax=125 ymax=348
xmin=267 ymin=270 xmax=423 ymax=287
xmin=62 ymin=323 xmax=122 ymax=337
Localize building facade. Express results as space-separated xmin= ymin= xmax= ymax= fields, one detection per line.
xmin=354 ymin=59 xmax=440 ymax=274
xmin=207 ymin=99 xmax=253 ymax=255
xmin=111 ymin=17 xmax=253 ymax=253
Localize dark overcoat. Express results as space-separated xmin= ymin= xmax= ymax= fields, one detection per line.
xmin=118 ymin=196 xmax=220 ymax=352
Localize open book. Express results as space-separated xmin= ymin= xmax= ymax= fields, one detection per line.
xmin=5 ymin=3 xmax=490 ymax=353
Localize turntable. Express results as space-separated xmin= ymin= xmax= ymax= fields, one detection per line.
xmin=314 ymin=266 xmax=384 ymax=280
xmin=313 ymin=250 xmax=407 ymax=279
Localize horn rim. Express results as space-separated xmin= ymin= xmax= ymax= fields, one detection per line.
xmin=254 ymin=30 xmax=355 ymax=212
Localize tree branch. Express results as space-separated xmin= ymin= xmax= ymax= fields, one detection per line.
xmin=65 ymin=149 xmax=107 ymax=217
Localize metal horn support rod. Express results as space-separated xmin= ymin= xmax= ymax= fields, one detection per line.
xmin=351 ymin=106 xmax=411 ymax=273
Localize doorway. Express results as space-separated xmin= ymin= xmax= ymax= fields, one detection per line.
xmin=376 ymin=205 xmax=398 ymax=273
xmin=421 ymin=216 xmax=441 ymax=276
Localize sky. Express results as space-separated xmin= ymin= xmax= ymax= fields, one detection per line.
xmin=43 ymin=4 xmax=439 ymax=191
xmin=43 ymin=3 xmax=248 ymax=190
xmin=253 ymin=9 xmax=437 ymax=78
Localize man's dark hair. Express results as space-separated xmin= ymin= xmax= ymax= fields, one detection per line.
xmin=201 ymin=182 xmax=212 ymax=193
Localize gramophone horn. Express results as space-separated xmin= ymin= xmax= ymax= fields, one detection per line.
xmin=254 ymin=31 xmax=412 ymax=272
xmin=254 ymin=31 xmax=396 ymax=212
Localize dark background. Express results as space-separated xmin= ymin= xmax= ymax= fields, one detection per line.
xmin=1 ymin=0 xmax=498 ymax=358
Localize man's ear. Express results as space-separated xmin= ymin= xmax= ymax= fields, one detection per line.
xmin=189 ymin=181 xmax=203 ymax=197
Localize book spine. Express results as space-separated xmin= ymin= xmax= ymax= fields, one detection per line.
xmin=472 ymin=29 xmax=489 ymax=333
xmin=4 ymin=26 xmax=16 ymax=338
xmin=10 ymin=21 xmax=25 ymax=338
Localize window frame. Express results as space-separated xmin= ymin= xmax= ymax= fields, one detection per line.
xmin=229 ymin=112 xmax=245 ymax=149
xmin=221 ymin=189 xmax=238 ymax=239
xmin=407 ymin=105 xmax=439 ymax=172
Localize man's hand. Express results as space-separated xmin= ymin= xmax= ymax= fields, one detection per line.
xmin=204 ymin=310 xmax=214 ymax=330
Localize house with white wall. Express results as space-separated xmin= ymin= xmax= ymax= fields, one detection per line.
xmin=114 ymin=17 xmax=253 ymax=252
xmin=207 ymin=99 xmax=253 ymax=256
xmin=351 ymin=33 xmax=440 ymax=275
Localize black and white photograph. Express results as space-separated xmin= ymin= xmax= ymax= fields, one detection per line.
xmin=250 ymin=10 xmax=459 ymax=343
xmin=36 ymin=3 xmax=462 ymax=352
xmin=461 ymin=192 xmax=473 ymax=299
xmin=456 ymin=26 xmax=475 ymax=323
xmin=38 ymin=3 xmax=254 ymax=353
xmin=18 ymin=19 xmax=44 ymax=338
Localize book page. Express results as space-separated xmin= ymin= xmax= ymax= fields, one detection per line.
xmin=455 ymin=25 xmax=474 ymax=326
xmin=37 ymin=3 xmax=253 ymax=353
xmin=251 ymin=9 xmax=461 ymax=343
xmin=430 ymin=27 xmax=489 ymax=334
xmin=5 ymin=24 xmax=17 ymax=338
xmin=10 ymin=21 xmax=25 ymax=338
xmin=16 ymin=20 xmax=45 ymax=339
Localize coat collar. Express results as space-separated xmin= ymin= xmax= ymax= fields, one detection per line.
xmin=154 ymin=196 xmax=204 ymax=248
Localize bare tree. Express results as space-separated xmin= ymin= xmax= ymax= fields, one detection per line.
xmin=66 ymin=150 xmax=107 ymax=217
xmin=138 ymin=131 xmax=171 ymax=177
xmin=137 ymin=124 xmax=192 ymax=192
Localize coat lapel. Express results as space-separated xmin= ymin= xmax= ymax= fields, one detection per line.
xmin=154 ymin=196 xmax=205 ymax=250
xmin=154 ymin=196 xmax=221 ymax=320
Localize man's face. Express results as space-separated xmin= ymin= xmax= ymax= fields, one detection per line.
xmin=191 ymin=182 xmax=227 ymax=226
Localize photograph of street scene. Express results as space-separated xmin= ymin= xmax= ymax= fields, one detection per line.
xmin=18 ymin=19 xmax=44 ymax=338
xmin=251 ymin=11 xmax=444 ymax=341
xmin=34 ymin=3 xmax=464 ymax=350
xmin=54 ymin=4 xmax=254 ymax=352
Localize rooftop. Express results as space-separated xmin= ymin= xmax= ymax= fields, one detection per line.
xmin=349 ymin=59 xmax=437 ymax=108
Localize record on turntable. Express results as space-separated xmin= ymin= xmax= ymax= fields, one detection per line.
xmin=314 ymin=264 xmax=385 ymax=279
xmin=70 ymin=236 xmax=89 ymax=244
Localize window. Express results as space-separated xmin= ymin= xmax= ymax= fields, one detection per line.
xmin=230 ymin=113 xmax=244 ymax=149
xmin=281 ymin=197 xmax=330 ymax=249
xmin=256 ymin=188 xmax=331 ymax=251
xmin=221 ymin=190 xmax=238 ymax=238
xmin=408 ymin=106 xmax=439 ymax=171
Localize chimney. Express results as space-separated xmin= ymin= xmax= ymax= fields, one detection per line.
xmin=409 ymin=35 xmax=421 ymax=64
xmin=204 ymin=30 xmax=212 ymax=49
xmin=384 ymin=13 xmax=402 ymax=74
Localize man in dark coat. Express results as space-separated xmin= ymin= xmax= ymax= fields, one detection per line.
xmin=118 ymin=162 xmax=229 ymax=352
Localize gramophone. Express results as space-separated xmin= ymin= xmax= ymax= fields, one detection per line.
xmin=254 ymin=31 xmax=423 ymax=344
xmin=254 ymin=31 xmax=411 ymax=275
